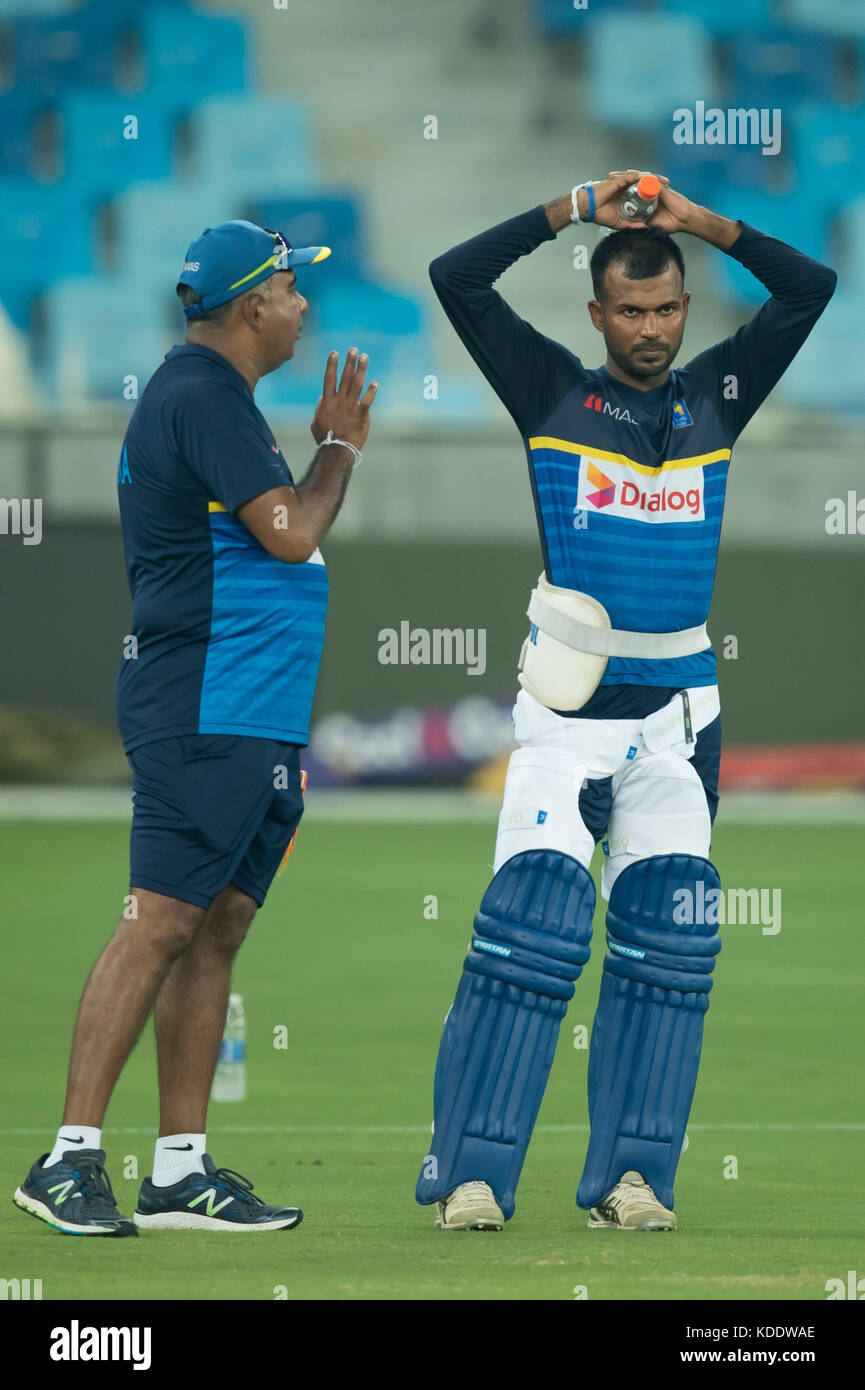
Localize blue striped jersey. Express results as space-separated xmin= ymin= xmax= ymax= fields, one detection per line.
xmin=429 ymin=207 xmax=836 ymax=708
xmin=116 ymin=344 xmax=327 ymax=752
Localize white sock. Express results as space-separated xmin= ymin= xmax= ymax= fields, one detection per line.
xmin=151 ymin=1133 xmax=207 ymax=1187
xmin=43 ymin=1125 xmax=102 ymax=1168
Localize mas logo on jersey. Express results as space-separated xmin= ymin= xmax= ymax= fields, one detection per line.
xmin=671 ymin=399 xmax=693 ymax=428
xmin=583 ymin=393 xmax=640 ymax=426
xmin=578 ymin=454 xmax=705 ymax=522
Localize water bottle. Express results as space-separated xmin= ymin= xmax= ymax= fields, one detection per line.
xmin=211 ymin=993 xmax=246 ymax=1102
xmin=619 ymin=173 xmax=661 ymax=223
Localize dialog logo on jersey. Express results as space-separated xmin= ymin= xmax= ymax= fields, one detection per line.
xmin=585 ymin=460 xmax=615 ymax=508
xmin=578 ymin=455 xmax=705 ymax=523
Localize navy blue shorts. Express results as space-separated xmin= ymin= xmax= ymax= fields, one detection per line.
xmin=127 ymin=735 xmax=305 ymax=910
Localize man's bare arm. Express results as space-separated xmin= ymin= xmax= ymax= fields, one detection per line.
xmin=237 ymin=348 xmax=377 ymax=563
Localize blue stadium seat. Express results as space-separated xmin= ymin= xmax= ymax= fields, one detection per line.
xmin=0 ymin=179 xmax=93 ymax=330
xmin=190 ymin=96 xmax=316 ymax=196
xmin=248 ymin=194 xmax=365 ymax=275
xmin=777 ymin=291 xmax=862 ymax=414
xmin=664 ymin=0 xmax=772 ymax=37
xmin=710 ymin=190 xmax=831 ymax=305
xmin=112 ymin=182 xmax=236 ymax=294
xmin=60 ymin=91 xmax=175 ymax=200
xmin=785 ymin=0 xmax=865 ymax=39
xmin=139 ymin=7 xmax=249 ymax=116
xmin=531 ymin=0 xmax=647 ymax=38
xmin=585 ymin=14 xmax=713 ymax=127
xmin=657 ymin=126 xmax=784 ymax=205
xmin=41 ymin=275 xmax=170 ymax=403
xmin=0 ymin=89 xmax=54 ymax=179
xmin=838 ymin=196 xmax=865 ymax=293
xmin=316 ymin=279 xmax=424 ymax=339
xmin=724 ymin=29 xmax=845 ymax=112
xmin=0 ymin=0 xmax=68 ymax=13
xmin=788 ymin=106 xmax=865 ymax=214
xmin=7 ymin=6 xmax=133 ymax=91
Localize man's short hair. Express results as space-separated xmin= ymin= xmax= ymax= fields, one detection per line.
xmin=176 ymin=276 xmax=272 ymax=325
xmin=590 ymin=228 xmax=685 ymax=301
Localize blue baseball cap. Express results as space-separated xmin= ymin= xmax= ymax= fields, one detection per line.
xmin=178 ymin=220 xmax=331 ymax=319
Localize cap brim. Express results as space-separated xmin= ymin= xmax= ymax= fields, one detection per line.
xmin=285 ymin=245 xmax=331 ymax=267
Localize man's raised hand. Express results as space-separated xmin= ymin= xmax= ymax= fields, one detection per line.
xmin=310 ymin=347 xmax=378 ymax=451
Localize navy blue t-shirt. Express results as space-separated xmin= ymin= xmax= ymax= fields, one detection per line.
xmin=116 ymin=344 xmax=328 ymax=752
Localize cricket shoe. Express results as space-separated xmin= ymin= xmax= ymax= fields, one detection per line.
xmin=587 ymin=1170 xmax=677 ymax=1231
xmin=435 ymin=1181 xmax=504 ymax=1230
xmin=13 ymin=1148 xmax=137 ymax=1237
xmin=134 ymin=1153 xmax=302 ymax=1231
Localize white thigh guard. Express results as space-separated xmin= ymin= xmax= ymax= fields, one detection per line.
xmin=493 ymin=745 xmax=595 ymax=874
xmin=600 ymin=750 xmax=712 ymax=901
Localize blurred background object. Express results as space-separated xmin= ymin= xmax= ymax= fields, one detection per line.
xmin=0 ymin=0 xmax=861 ymax=795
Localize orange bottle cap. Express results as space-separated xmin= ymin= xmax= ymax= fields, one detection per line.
xmin=637 ymin=174 xmax=661 ymax=199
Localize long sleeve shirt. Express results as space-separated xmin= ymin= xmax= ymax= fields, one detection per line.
xmin=430 ymin=207 xmax=836 ymax=716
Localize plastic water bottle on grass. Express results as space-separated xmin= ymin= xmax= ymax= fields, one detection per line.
xmin=211 ymin=993 xmax=246 ymax=1101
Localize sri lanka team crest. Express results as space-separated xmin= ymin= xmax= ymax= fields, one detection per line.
xmin=671 ymin=399 xmax=693 ymax=428
xmin=578 ymin=454 xmax=705 ymax=523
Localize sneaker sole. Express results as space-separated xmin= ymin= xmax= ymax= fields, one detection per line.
xmin=435 ymin=1215 xmax=504 ymax=1231
xmin=587 ymin=1211 xmax=677 ymax=1232
xmin=13 ymin=1189 xmax=138 ymax=1237
xmin=133 ymin=1209 xmax=303 ymax=1232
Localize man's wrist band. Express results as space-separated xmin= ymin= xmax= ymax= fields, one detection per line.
xmin=321 ymin=430 xmax=362 ymax=467
xmin=570 ymin=182 xmax=596 ymax=224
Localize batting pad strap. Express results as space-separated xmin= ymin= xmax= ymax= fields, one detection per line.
xmin=527 ymin=589 xmax=709 ymax=660
xmin=576 ymin=854 xmax=722 ymax=1212
xmin=416 ymin=849 xmax=595 ymax=1220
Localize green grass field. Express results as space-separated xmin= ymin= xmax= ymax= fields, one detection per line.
xmin=1 ymin=814 xmax=861 ymax=1301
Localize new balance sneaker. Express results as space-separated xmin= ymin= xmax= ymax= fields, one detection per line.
xmin=435 ymin=1181 xmax=504 ymax=1230
xmin=13 ymin=1149 xmax=137 ymax=1237
xmin=587 ymin=1170 xmax=677 ymax=1231
xmin=134 ymin=1153 xmax=302 ymax=1231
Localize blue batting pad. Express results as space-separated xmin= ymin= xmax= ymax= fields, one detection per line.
xmin=577 ymin=853 xmax=722 ymax=1212
xmin=416 ymin=849 xmax=594 ymax=1221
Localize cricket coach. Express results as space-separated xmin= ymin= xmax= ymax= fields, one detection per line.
xmin=14 ymin=220 xmax=376 ymax=1236
xmin=415 ymin=171 xmax=836 ymax=1232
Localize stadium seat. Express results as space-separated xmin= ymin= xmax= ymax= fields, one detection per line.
xmin=59 ymin=91 xmax=176 ymax=200
xmin=531 ymin=0 xmax=648 ymax=39
xmin=710 ymin=190 xmax=831 ymax=305
xmin=787 ymin=106 xmax=865 ymax=214
xmin=777 ymin=291 xmax=863 ymax=414
xmin=585 ymin=14 xmax=712 ymax=127
xmin=317 ymin=278 xmax=424 ymax=339
xmin=785 ymin=0 xmax=865 ymax=39
xmin=724 ymin=29 xmax=846 ymax=112
xmin=664 ymin=0 xmax=772 ymax=37
xmin=0 ymin=89 xmax=54 ymax=179
xmin=190 ymin=96 xmax=317 ymax=197
xmin=41 ymin=275 xmax=171 ymax=403
xmin=138 ymin=7 xmax=250 ymax=116
xmin=837 ymin=196 xmax=865 ymax=294
xmin=657 ymin=126 xmax=784 ymax=205
xmin=0 ymin=0 xmax=67 ymax=14
xmin=248 ymin=194 xmax=366 ymax=275
xmin=7 ymin=7 xmax=133 ymax=91
xmin=0 ymin=179 xmax=93 ymax=331
xmin=112 ymin=182 xmax=236 ymax=295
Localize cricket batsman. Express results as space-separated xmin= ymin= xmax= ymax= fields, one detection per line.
xmin=415 ymin=171 xmax=836 ymax=1231
xmin=14 ymin=220 xmax=376 ymax=1235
